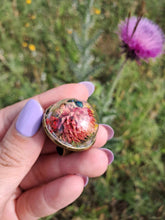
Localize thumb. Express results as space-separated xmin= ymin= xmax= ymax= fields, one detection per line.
xmin=0 ymin=100 xmax=44 ymax=201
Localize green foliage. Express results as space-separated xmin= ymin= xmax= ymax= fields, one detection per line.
xmin=1 ymin=0 xmax=165 ymax=219
xmin=68 ymin=0 xmax=104 ymax=81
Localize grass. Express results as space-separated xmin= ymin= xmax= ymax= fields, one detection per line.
xmin=0 ymin=0 xmax=165 ymax=219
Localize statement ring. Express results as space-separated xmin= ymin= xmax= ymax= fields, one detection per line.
xmin=42 ymin=98 xmax=99 ymax=156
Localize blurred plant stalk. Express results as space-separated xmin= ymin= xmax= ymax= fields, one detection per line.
xmin=105 ymin=59 xmax=127 ymax=109
xmin=69 ymin=0 xmax=103 ymax=81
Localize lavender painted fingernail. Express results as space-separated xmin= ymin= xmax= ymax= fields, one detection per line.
xmin=83 ymin=176 xmax=89 ymax=187
xmin=16 ymin=99 xmax=43 ymax=137
xmin=100 ymin=148 xmax=114 ymax=165
xmin=101 ymin=124 xmax=114 ymax=140
xmin=77 ymin=174 xmax=89 ymax=187
xmin=79 ymin=81 xmax=95 ymax=96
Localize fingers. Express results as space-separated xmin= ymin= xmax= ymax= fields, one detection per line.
xmin=36 ymin=82 xmax=90 ymax=109
xmin=93 ymin=124 xmax=114 ymax=148
xmin=0 ymin=82 xmax=91 ymax=140
xmin=41 ymin=124 xmax=114 ymax=154
xmin=0 ymin=100 xmax=44 ymax=204
xmin=20 ymin=123 xmax=114 ymax=190
xmin=17 ymin=175 xmax=85 ymax=220
xmin=20 ymin=148 xmax=114 ymax=190
xmin=0 ymin=82 xmax=94 ymax=204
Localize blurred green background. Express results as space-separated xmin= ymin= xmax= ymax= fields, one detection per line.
xmin=0 ymin=0 xmax=165 ymax=219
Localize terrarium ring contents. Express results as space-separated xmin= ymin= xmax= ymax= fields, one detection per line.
xmin=42 ymin=98 xmax=99 ymax=156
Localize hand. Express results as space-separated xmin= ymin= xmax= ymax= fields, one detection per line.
xmin=0 ymin=82 xmax=114 ymax=220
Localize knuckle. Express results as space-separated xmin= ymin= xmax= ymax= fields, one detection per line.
xmin=0 ymin=136 xmax=24 ymax=168
xmin=42 ymin=186 xmax=58 ymax=212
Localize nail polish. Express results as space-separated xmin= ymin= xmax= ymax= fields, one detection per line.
xmin=79 ymin=81 xmax=95 ymax=96
xmin=76 ymin=174 xmax=89 ymax=187
xmin=100 ymin=148 xmax=114 ymax=165
xmin=16 ymin=99 xmax=43 ymax=137
xmin=101 ymin=124 xmax=114 ymax=140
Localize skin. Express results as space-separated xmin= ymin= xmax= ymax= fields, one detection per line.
xmin=0 ymin=83 xmax=111 ymax=220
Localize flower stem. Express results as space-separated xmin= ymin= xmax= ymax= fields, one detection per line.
xmin=105 ymin=58 xmax=127 ymax=108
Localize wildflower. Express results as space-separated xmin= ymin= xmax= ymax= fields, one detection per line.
xmin=22 ymin=42 xmax=28 ymax=48
xmin=67 ymin=29 xmax=73 ymax=35
xmin=26 ymin=0 xmax=32 ymax=4
xmin=29 ymin=44 xmax=36 ymax=51
xmin=118 ymin=16 xmax=164 ymax=61
xmin=25 ymin=23 xmax=30 ymax=27
xmin=31 ymin=15 xmax=36 ymax=20
xmin=93 ymin=8 xmax=101 ymax=15
xmin=55 ymin=46 xmax=60 ymax=51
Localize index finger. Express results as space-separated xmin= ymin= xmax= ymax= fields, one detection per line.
xmin=0 ymin=82 xmax=92 ymax=140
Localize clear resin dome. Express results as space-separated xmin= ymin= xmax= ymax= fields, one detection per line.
xmin=43 ymin=99 xmax=99 ymax=154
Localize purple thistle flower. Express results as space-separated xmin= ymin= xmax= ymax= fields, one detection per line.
xmin=118 ymin=16 xmax=164 ymax=61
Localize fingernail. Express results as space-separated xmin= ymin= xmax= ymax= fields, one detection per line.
xmin=100 ymin=148 xmax=114 ymax=165
xmin=101 ymin=124 xmax=114 ymax=140
xmin=79 ymin=81 xmax=95 ymax=96
xmin=16 ymin=99 xmax=43 ymax=137
xmin=77 ymin=174 xmax=89 ymax=187
xmin=83 ymin=176 xmax=89 ymax=187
